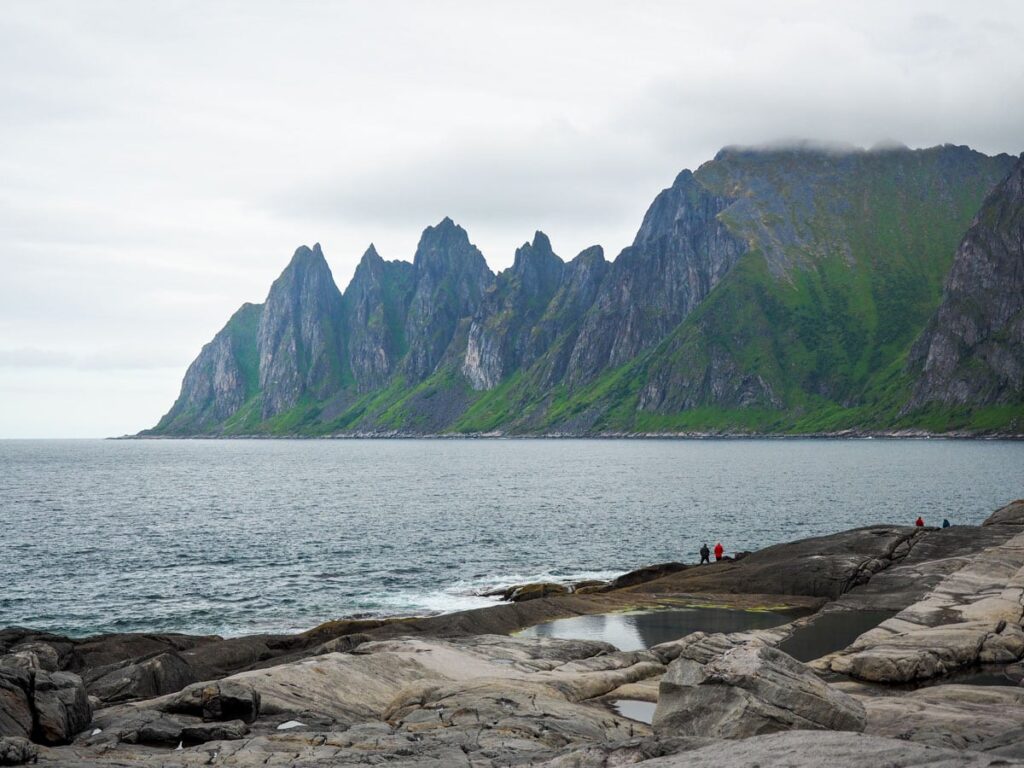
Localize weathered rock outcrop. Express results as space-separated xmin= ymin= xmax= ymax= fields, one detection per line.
xmin=624 ymin=525 xmax=926 ymax=600
xmin=653 ymin=643 xmax=865 ymax=738
xmin=256 ymin=243 xmax=349 ymax=418
xmin=828 ymin=526 xmax=1024 ymax=682
xmin=86 ymin=652 xmax=197 ymax=704
xmin=907 ymin=155 xmax=1024 ymax=412
xmin=0 ymin=667 xmax=91 ymax=746
xmin=864 ymin=685 xmax=1024 ymax=752
xmin=639 ymin=730 xmax=1017 ymax=768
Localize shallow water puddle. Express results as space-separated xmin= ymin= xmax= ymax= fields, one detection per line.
xmin=516 ymin=607 xmax=798 ymax=651
xmin=776 ymin=610 xmax=895 ymax=662
xmin=613 ymin=699 xmax=656 ymax=724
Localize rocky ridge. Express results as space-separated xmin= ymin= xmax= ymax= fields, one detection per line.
xmin=143 ymin=144 xmax=1023 ymax=438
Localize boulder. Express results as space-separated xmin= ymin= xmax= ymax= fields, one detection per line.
xmin=0 ymin=669 xmax=32 ymax=740
xmin=86 ymin=651 xmax=196 ymax=703
xmin=0 ymin=643 xmax=59 ymax=673
xmin=508 ymin=582 xmax=569 ymax=602
xmin=0 ymin=737 xmax=36 ymax=766
xmin=653 ymin=643 xmax=865 ymax=738
xmin=87 ymin=707 xmax=249 ymax=747
xmin=31 ymin=671 xmax=92 ymax=745
xmin=161 ymin=680 xmax=260 ymax=723
xmin=607 ymin=563 xmax=688 ymax=590
xmin=982 ymin=499 xmax=1024 ymax=527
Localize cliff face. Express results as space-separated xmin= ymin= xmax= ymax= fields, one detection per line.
xmin=906 ymin=156 xmax=1024 ymax=410
xmin=151 ymin=303 xmax=261 ymax=434
xmin=462 ymin=232 xmax=565 ymax=390
xmin=565 ymin=170 xmax=747 ymax=387
xmin=256 ymin=244 xmax=348 ymax=419
xmin=343 ymin=245 xmax=414 ymax=391
xmin=402 ymin=218 xmax=493 ymax=382
xmin=144 ymin=143 xmax=1023 ymax=437
xmin=621 ymin=145 xmax=1019 ymax=423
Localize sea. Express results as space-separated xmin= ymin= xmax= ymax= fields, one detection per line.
xmin=1 ymin=438 xmax=1021 ymax=638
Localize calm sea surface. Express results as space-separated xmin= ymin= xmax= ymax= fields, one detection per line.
xmin=1 ymin=439 xmax=1021 ymax=637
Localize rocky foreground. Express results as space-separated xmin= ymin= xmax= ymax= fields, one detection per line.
xmin=4 ymin=501 xmax=1024 ymax=766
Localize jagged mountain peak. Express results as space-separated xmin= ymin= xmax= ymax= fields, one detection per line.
xmin=361 ymin=243 xmax=381 ymax=260
xmin=510 ymin=231 xmax=562 ymax=282
xmin=145 ymin=145 xmax=1021 ymax=436
xmin=284 ymin=242 xmax=331 ymax=274
xmin=570 ymin=245 xmax=605 ymax=265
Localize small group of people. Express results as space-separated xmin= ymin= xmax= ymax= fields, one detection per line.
xmin=699 ymin=541 xmax=724 ymax=564
xmin=915 ymin=516 xmax=952 ymax=528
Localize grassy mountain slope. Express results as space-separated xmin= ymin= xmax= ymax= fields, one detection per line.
xmin=450 ymin=145 xmax=1018 ymax=434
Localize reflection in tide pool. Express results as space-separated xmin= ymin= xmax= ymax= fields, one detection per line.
xmin=516 ymin=607 xmax=799 ymax=651
xmin=613 ymin=699 xmax=656 ymax=724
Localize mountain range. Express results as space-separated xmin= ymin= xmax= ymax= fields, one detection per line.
xmin=143 ymin=143 xmax=1024 ymax=437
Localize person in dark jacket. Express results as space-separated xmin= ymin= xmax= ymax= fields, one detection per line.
xmin=714 ymin=542 xmax=724 ymax=561
xmin=915 ymin=516 xmax=925 ymax=527
xmin=700 ymin=543 xmax=710 ymax=564
xmin=942 ymin=518 xmax=951 ymax=528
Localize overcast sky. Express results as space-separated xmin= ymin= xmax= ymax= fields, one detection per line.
xmin=2 ymin=1 xmax=1022 ymax=438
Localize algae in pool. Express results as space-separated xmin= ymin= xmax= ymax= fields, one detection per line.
xmin=515 ymin=607 xmax=799 ymax=651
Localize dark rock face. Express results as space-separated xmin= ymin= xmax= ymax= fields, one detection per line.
xmin=149 ymin=303 xmax=261 ymax=433
xmin=256 ymin=244 xmax=348 ymax=418
xmin=0 ymin=669 xmax=32 ymax=741
xmin=342 ymin=245 xmax=414 ymax=391
xmin=624 ymin=526 xmax=927 ymax=600
xmin=566 ymin=170 xmax=747 ymax=387
xmin=0 ymin=667 xmax=92 ymax=746
xmin=86 ymin=652 xmax=196 ymax=704
xmin=162 ymin=680 xmax=261 ymax=723
xmin=31 ymin=671 xmax=92 ymax=745
xmin=0 ymin=736 xmax=36 ymax=766
xmin=526 ymin=245 xmax=610 ymax=389
xmin=463 ymin=232 xmax=565 ymax=390
xmin=402 ymin=218 xmax=493 ymax=381
xmin=907 ymin=156 xmax=1024 ymax=411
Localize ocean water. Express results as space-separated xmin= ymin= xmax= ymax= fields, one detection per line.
xmin=1 ymin=438 xmax=1021 ymax=638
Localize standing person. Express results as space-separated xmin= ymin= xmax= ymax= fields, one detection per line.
xmin=915 ymin=516 xmax=925 ymax=527
xmin=714 ymin=542 xmax=724 ymax=561
xmin=699 ymin=543 xmax=710 ymax=564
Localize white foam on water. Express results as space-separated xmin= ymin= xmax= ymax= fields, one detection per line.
xmin=372 ymin=568 xmax=629 ymax=617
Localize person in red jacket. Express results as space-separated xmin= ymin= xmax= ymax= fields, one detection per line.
xmin=915 ymin=516 xmax=924 ymax=527
xmin=714 ymin=542 xmax=724 ymax=561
